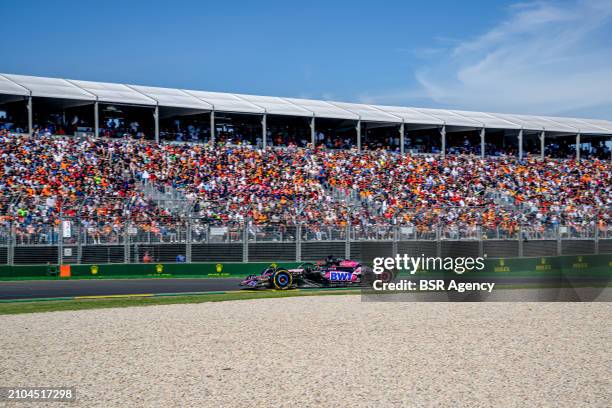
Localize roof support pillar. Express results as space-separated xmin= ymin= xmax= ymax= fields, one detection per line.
xmin=540 ymin=131 xmax=545 ymax=160
xmin=440 ymin=125 xmax=446 ymax=157
xmin=94 ymin=101 xmax=99 ymax=138
xmin=480 ymin=128 xmax=485 ymax=158
xmin=153 ymin=105 xmax=159 ymax=143
xmin=399 ymin=122 xmax=405 ymax=155
xmin=262 ymin=113 xmax=267 ymax=149
xmin=210 ymin=111 xmax=215 ymax=145
xmin=518 ymin=129 xmax=524 ymax=160
xmin=27 ymin=95 xmax=33 ymax=136
xmin=356 ymin=120 xmax=361 ymax=151
xmin=576 ymin=133 xmax=581 ymax=161
xmin=310 ymin=117 xmax=315 ymax=148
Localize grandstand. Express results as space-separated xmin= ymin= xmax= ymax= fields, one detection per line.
xmin=0 ymin=73 xmax=610 ymax=265
xmin=0 ymin=73 xmax=611 ymax=159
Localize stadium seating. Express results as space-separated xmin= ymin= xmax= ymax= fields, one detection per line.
xmin=0 ymin=131 xmax=610 ymax=243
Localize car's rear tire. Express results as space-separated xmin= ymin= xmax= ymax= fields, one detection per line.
xmin=272 ymin=269 xmax=293 ymax=290
xmin=380 ymin=270 xmax=393 ymax=283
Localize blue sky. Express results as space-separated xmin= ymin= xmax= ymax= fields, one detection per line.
xmin=1 ymin=0 xmax=611 ymax=119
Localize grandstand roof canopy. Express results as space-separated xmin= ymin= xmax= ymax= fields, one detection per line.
xmin=541 ymin=116 xmax=612 ymax=134
xmin=68 ymin=80 xmax=156 ymax=105
xmin=283 ymin=98 xmax=359 ymax=120
xmin=234 ymin=94 xmax=313 ymax=117
xmin=0 ymin=75 xmax=29 ymax=96
xmin=3 ymin=74 xmax=95 ymax=100
xmin=448 ymin=110 xmax=522 ymax=130
xmin=1 ymin=73 xmax=611 ymax=135
xmin=183 ymin=90 xmax=265 ymax=114
xmin=129 ymin=85 xmax=212 ymax=110
xmin=414 ymin=108 xmax=484 ymax=128
xmin=576 ymin=119 xmax=612 ymax=133
xmin=372 ymin=105 xmax=444 ymax=126
xmin=330 ymin=101 xmax=403 ymax=123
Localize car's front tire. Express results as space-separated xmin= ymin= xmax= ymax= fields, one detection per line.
xmin=272 ymin=269 xmax=293 ymax=290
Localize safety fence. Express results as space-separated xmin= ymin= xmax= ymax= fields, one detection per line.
xmin=0 ymin=220 xmax=610 ymax=265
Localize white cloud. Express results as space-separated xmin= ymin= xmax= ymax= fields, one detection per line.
xmin=366 ymin=0 xmax=612 ymax=119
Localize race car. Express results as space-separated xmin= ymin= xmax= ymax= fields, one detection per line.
xmin=239 ymin=257 xmax=371 ymax=290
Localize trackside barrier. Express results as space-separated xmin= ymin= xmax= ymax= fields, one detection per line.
xmin=0 ymin=254 xmax=610 ymax=280
xmin=399 ymin=254 xmax=611 ymax=279
xmin=0 ymin=262 xmax=301 ymax=279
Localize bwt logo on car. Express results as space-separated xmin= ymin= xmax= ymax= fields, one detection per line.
xmin=330 ymin=271 xmax=353 ymax=281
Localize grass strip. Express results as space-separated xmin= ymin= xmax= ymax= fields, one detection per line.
xmin=0 ymin=289 xmax=359 ymax=315
xmin=0 ymin=274 xmax=240 ymax=281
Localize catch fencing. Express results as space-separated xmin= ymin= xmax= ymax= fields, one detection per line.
xmin=0 ymin=218 xmax=610 ymax=265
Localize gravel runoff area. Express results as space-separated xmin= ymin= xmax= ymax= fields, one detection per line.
xmin=1 ymin=295 xmax=611 ymax=407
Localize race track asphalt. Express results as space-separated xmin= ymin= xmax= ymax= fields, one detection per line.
xmin=0 ymin=278 xmax=244 ymax=300
xmin=0 ymin=275 xmax=608 ymax=300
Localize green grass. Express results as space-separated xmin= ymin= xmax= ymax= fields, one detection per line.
xmin=1 ymin=281 xmax=609 ymax=315
xmin=0 ymin=274 xmax=238 ymax=281
xmin=0 ymin=289 xmax=359 ymax=315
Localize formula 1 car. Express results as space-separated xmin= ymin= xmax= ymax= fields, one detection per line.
xmin=239 ymin=257 xmax=371 ymax=290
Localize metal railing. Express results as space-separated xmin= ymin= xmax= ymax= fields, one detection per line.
xmin=1 ymin=193 xmax=610 ymax=264
xmin=0 ymin=217 xmax=610 ymax=265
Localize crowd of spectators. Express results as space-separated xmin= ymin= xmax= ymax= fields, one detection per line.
xmin=0 ymin=119 xmax=26 ymax=134
xmin=0 ymin=131 xmax=610 ymax=244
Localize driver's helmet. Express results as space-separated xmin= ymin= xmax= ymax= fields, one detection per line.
xmin=326 ymin=255 xmax=341 ymax=266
